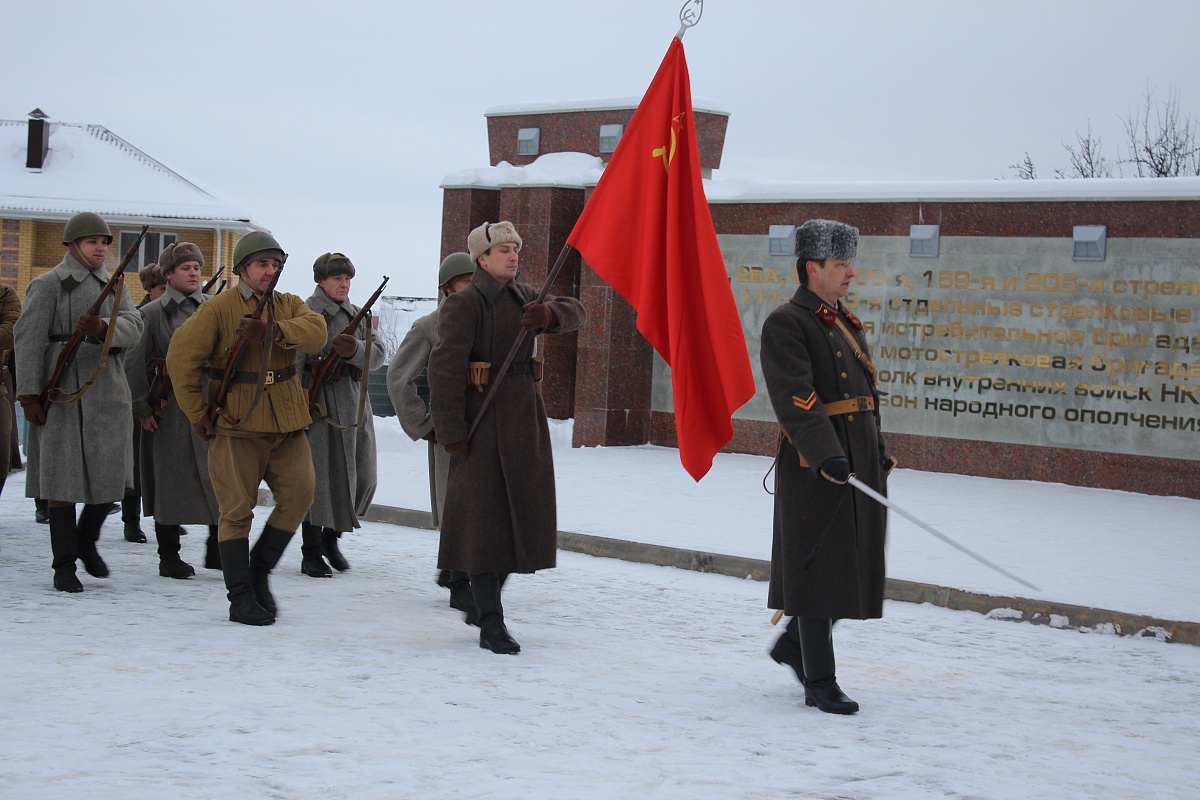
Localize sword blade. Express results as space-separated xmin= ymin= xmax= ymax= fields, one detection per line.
xmin=847 ymin=475 xmax=1041 ymax=592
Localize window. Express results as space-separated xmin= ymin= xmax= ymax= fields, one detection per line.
xmin=909 ymin=225 xmax=940 ymax=257
xmin=599 ymin=123 xmax=624 ymax=154
xmin=1072 ymin=225 xmax=1106 ymax=261
xmin=119 ymin=231 xmax=177 ymax=270
xmin=517 ymin=128 xmax=540 ymax=156
xmin=768 ymin=225 xmax=796 ymax=256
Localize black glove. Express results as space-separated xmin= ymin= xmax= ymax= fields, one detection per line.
xmin=191 ymin=415 xmax=216 ymax=441
xmin=443 ymin=439 xmax=468 ymax=459
xmin=18 ymin=395 xmax=46 ymax=427
xmin=520 ymin=302 xmax=555 ymax=331
xmin=819 ymin=456 xmax=851 ymax=485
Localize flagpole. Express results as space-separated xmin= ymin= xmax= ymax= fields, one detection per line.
xmin=465 ymin=242 xmax=576 ymax=442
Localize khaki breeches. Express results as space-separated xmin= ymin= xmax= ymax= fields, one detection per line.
xmin=207 ymin=430 xmax=315 ymax=542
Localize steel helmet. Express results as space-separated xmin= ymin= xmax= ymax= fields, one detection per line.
xmin=233 ymin=230 xmax=287 ymax=270
xmin=61 ymin=212 xmax=112 ymax=246
xmin=438 ymin=252 xmax=475 ymax=288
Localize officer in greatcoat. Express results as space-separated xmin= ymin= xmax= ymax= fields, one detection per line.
xmin=14 ymin=211 xmax=144 ymax=592
xmin=166 ymin=231 xmax=327 ymax=626
xmin=427 ymin=221 xmax=585 ymax=654
xmin=386 ymin=251 xmax=476 ymax=621
xmin=297 ymin=253 xmax=386 ymax=577
xmin=760 ymin=219 xmax=895 ymax=714
xmin=126 ymin=242 xmax=222 ymax=579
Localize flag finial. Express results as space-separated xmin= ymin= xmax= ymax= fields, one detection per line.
xmin=675 ymin=0 xmax=703 ymax=39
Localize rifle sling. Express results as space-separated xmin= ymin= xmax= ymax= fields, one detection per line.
xmin=48 ymin=277 xmax=125 ymax=406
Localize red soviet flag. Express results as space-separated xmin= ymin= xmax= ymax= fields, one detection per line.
xmin=567 ymin=37 xmax=755 ymax=481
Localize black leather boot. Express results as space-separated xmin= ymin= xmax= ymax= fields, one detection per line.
xmin=769 ymin=616 xmax=805 ymax=684
xmin=797 ymin=617 xmax=859 ymax=714
xmin=470 ymin=572 xmax=519 ymax=654
xmin=446 ymin=570 xmax=478 ymax=626
xmin=321 ymin=528 xmax=349 ymax=572
xmin=48 ymin=505 xmax=82 ymax=593
xmin=299 ymin=522 xmax=332 ymax=578
xmin=219 ymin=537 xmax=274 ymax=626
xmin=204 ymin=526 xmax=222 ymax=570
xmin=249 ymin=525 xmax=294 ymax=616
xmin=35 ymin=498 xmax=49 ymax=524
xmin=75 ymin=503 xmax=111 ymax=579
xmin=122 ymin=493 xmax=146 ymax=543
xmin=156 ymin=523 xmax=195 ymax=579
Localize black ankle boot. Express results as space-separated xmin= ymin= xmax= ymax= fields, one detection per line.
xmin=470 ymin=572 xmax=519 ymax=654
xmin=48 ymin=506 xmax=82 ymax=593
xmin=204 ymin=526 xmax=222 ymax=570
xmin=769 ymin=616 xmax=805 ymax=684
xmin=797 ymin=617 xmax=858 ymax=714
xmin=300 ymin=522 xmax=332 ymax=578
xmin=122 ymin=494 xmax=146 ymax=542
xmin=249 ymin=525 xmax=295 ymax=616
xmin=219 ymin=538 xmax=274 ymax=626
xmin=321 ymin=528 xmax=349 ymax=572
xmin=445 ymin=570 xmax=478 ymax=626
xmin=156 ymin=523 xmax=195 ymax=579
xmin=76 ymin=503 xmax=111 ymax=579
xmin=35 ymin=498 xmax=49 ymax=525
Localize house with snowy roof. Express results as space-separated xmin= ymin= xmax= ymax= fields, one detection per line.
xmin=1 ymin=110 xmax=262 ymax=302
xmin=442 ymin=97 xmax=1200 ymax=498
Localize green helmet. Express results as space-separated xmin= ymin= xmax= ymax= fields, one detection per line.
xmin=233 ymin=230 xmax=287 ymax=270
xmin=61 ymin=212 xmax=112 ymax=246
xmin=438 ymin=252 xmax=475 ymax=288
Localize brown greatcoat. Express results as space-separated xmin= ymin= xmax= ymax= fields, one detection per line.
xmin=125 ymin=284 xmax=219 ymax=524
xmin=760 ymin=286 xmax=891 ymax=620
xmin=166 ymin=282 xmax=327 ymax=435
xmin=427 ymin=268 xmax=585 ymax=574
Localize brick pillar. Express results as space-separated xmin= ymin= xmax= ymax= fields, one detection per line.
xmin=441 ymin=187 xmax=501 ymax=262
xmin=497 ymin=186 xmax=584 ymax=420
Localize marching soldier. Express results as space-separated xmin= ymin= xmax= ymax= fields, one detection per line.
xmin=387 ymin=252 xmax=477 ymax=620
xmin=126 ymin=243 xmax=222 ymax=579
xmin=166 ymin=231 xmax=326 ymax=625
xmin=120 ymin=262 xmax=167 ymax=544
xmin=0 ymin=282 xmax=20 ymax=500
xmin=427 ymin=221 xmax=585 ymax=654
xmin=760 ymin=219 xmax=894 ymax=714
xmin=14 ymin=211 xmax=144 ymax=592
xmin=297 ymin=253 xmax=386 ymax=577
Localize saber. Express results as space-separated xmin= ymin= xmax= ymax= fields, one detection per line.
xmin=848 ymin=475 xmax=1042 ymax=592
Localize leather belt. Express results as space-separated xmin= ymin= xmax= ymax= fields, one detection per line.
xmin=204 ymin=364 xmax=297 ymax=385
xmin=505 ymin=362 xmax=533 ymax=376
xmin=47 ymin=334 xmax=122 ymax=355
xmin=823 ymin=396 xmax=875 ymax=417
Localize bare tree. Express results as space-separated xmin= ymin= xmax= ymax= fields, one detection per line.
xmin=1055 ymin=121 xmax=1113 ymax=178
xmin=1009 ymin=151 xmax=1038 ymax=180
xmin=1120 ymin=85 xmax=1200 ymax=177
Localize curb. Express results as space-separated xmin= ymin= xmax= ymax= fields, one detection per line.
xmin=263 ymin=491 xmax=1199 ymax=647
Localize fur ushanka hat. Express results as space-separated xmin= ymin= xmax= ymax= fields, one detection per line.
xmin=467 ymin=221 xmax=522 ymax=264
xmin=158 ymin=242 xmax=205 ymax=275
xmin=794 ymin=219 xmax=859 ymax=263
xmin=138 ymin=263 xmax=167 ymax=291
xmin=313 ymin=252 xmax=355 ymax=282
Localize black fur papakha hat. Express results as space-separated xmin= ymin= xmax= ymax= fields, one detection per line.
xmin=794 ymin=219 xmax=859 ymax=263
xmin=313 ymin=252 xmax=355 ymax=282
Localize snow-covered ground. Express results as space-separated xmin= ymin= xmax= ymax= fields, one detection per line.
xmin=2 ymin=422 xmax=1198 ymax=798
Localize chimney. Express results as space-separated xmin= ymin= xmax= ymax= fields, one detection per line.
xmin=26 ymin=108 xmax=50 ymax=171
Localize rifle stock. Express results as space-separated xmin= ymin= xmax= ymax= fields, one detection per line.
xmin=37 ymin=225 xmax=149 ymax=413
xmin=307 ymin=276 xmax=389 ymax=406
xmin=206 ymin=264 xmax=286 ymax=424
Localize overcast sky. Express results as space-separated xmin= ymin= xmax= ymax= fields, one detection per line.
xmin=4 ymin=0 xmax=1198 ymax=297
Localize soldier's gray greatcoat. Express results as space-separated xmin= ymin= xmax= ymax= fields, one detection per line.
xmin=760 ymin=286 xmax=891 ymax=620
xmin=427 ymin=268 xmax=585 ymax=574
xmin=125 ymin=284 xmax=219 ymax=525
xmin=14 ymin=252 xmax=144 ymax=504
xmin=300 ymin=288 xmax=387 ymax=532
xmin=386 ymin=309 xmax=448 ymax=527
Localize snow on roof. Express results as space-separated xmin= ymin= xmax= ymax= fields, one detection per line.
xmin=443 ymin=151 xmax=1200 ymax=202
xmin=1 ymin=119 xmax=258 ymax=227
xmin=485 ymin=95 xmax=729 ymax=116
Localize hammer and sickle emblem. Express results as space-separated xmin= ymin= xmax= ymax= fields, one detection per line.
xmin=651 ymin=112 xmax=687 ymax=173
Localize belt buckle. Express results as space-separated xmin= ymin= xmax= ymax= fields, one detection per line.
xmin=856 ymin=396 xmax=869 ymax=412
xmin=264 ymin=371 xmax=275 ymax=386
